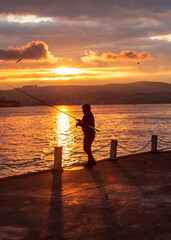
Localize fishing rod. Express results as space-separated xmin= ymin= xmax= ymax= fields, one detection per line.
xmin=6 ymin=84 xmax=100 ymax=132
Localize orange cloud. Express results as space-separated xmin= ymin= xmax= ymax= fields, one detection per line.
xmin=0 ymin=41 xmax=58 ymax=63
xmin=81 ymin=50 xmax=153 ymax=64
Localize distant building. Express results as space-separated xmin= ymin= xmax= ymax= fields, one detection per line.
xmin=22 ymin=85 xmax=38 ymax=89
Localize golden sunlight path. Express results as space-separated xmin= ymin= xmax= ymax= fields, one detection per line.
xmin=0 ymin=151 xmax=171 ymax=240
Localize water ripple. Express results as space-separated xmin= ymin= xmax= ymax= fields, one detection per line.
xmin=0 ymin=104 xmax=171 ymax=178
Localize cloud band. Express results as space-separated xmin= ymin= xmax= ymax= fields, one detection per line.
xmin=81 ymin=50 xmax=153 ymax=64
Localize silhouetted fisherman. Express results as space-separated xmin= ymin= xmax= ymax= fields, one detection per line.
xmin=76 ymin=104 xmax=96 ymax=168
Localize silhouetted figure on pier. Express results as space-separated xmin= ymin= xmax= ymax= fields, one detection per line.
xmin=76 ymin=104 xmax=96 ymax=168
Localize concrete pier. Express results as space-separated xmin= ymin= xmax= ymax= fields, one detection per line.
xmin=0 ymin=151 xmax=171 ymax=240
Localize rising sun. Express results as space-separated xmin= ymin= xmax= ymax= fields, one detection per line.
xmin=53 ymin=67 xmax=83 ymax=75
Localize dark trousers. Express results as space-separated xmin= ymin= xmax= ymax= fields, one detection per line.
xmin=83 ymin=134 xmax=95 ymax=164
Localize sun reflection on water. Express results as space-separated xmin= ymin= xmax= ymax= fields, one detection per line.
xmin=53 ymin=106 xmax=82 ymax=165
xmin=56 ymin=112 xmax=70 ymax=142
xmin=54 ymin=106 xmax=70 ymax=145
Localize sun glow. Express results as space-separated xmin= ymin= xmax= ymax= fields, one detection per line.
xmin=5 ymin=15 xmax=53 ymax=23
xmin=150 ymin=34 xmax=171 ymax=42
xmin=52 ymin=67 xmax=83 ymax=75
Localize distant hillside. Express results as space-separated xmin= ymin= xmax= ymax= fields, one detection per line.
xmin=0 ymin=81 xmax=171 ymax=106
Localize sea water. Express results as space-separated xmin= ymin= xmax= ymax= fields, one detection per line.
xmin=0 ymin=104 xmax=171 ymax=178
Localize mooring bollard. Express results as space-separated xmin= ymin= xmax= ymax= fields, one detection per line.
xmin=151 ymin=135 xmax=158 ymax=153
xmin=54 ymin=146 xmax=63 ymax=171
xmin=109 ymin=140 xmax=118 ymax=160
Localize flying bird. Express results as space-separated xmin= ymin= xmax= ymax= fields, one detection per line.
xmin=16 ymin=57 xmax=23 ymax=64
xmin=137 ymin=62 xmax=140 ymax=64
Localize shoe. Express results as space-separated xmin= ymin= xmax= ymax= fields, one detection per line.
xmin=91 ymin=161 xmax=96 ymax=166
xmin=84 ymin=162 xmax=96 ymax=168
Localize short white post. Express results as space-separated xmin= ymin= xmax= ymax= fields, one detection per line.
xmin=151 ymin=135 xmax=158 ymax=153
xmin=54 ymin=146 xmax=63 ymax=171
xmin=109 ymin=140 xmax=118 ymax=160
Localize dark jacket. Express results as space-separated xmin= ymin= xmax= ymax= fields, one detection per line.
xmin=82 ymin=111 xmax=95 ymax=136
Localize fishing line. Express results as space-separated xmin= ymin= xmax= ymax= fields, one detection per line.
xmin=6 ymin=84 xmax=100 ymax=132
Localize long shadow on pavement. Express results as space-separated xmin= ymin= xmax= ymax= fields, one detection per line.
xmin=47 ymin=171 xmax=64 ymax=240
xmin=88 ymin=169 xmax=126 ymax=240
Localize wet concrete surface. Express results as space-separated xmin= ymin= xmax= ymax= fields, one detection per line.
xmin=0 ymin=151 xmax=171 ymax=240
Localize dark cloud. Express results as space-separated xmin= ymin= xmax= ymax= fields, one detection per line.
xmin=0 ymin=16 xmax=169 ymax=51
xmin=0 ymin=0 xmax=170 ymax=71
xmin=0 ymin=0 xmax=170 ymax=18
xmin=0 ymin=40 xmax=57 ymax=62
xmin=0 ymin=0 xmax=170 ymax=60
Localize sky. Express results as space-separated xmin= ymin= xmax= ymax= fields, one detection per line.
xmin=0 ymin=0 xmax=171 ymax=89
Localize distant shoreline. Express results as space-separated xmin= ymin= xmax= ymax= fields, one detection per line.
xmin=1 ymin=81 xmax=171 ymax=106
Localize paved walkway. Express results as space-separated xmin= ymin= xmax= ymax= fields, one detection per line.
xmin=0 ymin=151 xmax=171 ymax=240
